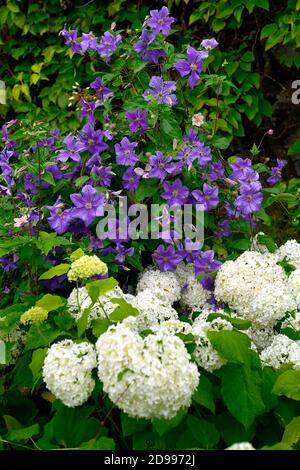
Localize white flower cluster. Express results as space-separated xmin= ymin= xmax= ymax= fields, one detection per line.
xmin=67 ymin=286 xmax=136 ymax=325
xmin=260 ymin=334 xmax=300 ymax=370
xmin=134 ymin=289 xmax=178 ymax=331
xmin=43 ymin=339 xmax=97 ymax=407
xmin=226 ymin=442 xmax=255 ymax=450
xmin=192 ymin=315 xmax=233 ymax=372
xmin=96 ymin=320 xmax=199 ymax=419
xmin=136 ymin=268 xmax=181 ymax=304
xmin=215 ymin=251 xmax=295 ymax=327
xmin=275 ymin=239 xmax=300 ymax=269
xmin=288 ymin=269 xmax=300 ymax=308
xmin=175 ymin=263 xmax=210 ymax=311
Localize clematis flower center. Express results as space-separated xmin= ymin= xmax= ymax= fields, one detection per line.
xmin=85 ymin=202 xmax=92 ymax=209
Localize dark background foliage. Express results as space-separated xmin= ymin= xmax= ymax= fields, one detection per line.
xmin=1 ymin=0 xmax=300 ymax=175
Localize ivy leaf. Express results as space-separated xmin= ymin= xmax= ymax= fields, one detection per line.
xmin=69 ymin=248 xmax=85 ymax=262
xmin=24 ymin=323 xmax=63 ymax=352
xmin=272 ymin=370 xmax=300 ymax=401
xmin=91 ymin=318 xmax=111 ymax=337
xmin=39 ymin=263 xmax=70 ymax=280
xmin=187 ymin=415 xmax=220 ymax=449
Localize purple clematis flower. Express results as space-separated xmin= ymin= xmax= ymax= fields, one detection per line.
xmin=239 ymin=168 xmax=262 ymax=192
xmin=134 ymin=30 xmax=156 ymax=54
xmin=175 ymin=46 xmax=208 ymax=88
xmin=143 ymin=49 xmax=166 ymax=64
xmin=60 ymin=25 xmax=82 ymax=54
xmin=115 ymin=137 xmax=139 ymax=166
xmin=201 ymin=38 xmax=219 ymax=50
xmin=197 ymin=142 xmax=212 ymax=166
xmin=194 ymin=250 xmax=222 ymax=275
xmin=148 ymin=152 xmax=176 ymax=182
xmin=162 ymin=178 xmax=189 ymax=206
xmin=47 ymin=196 xmax=73 ymax=234
xmin=79 ymin=123 xmax=108 ymax=156
xmin=126 ymin=109 xmax=148 ymax=133
xmin=24 ymin=173 xmax=38 ymax=194
xmin=234 ymin=187 xmax=263 ymax=215
xmin=1 ymin=125 xmax=16 ymax=150
xmin=90 ymin=77 xmax=113 ymax=103
xmin=183 ymin=128 xmax=200 ymax=146
xmin=80 ymin=32 xmax=98 ymax=52
xmin=122 ymin=167 xmax=141 ymax=192
xmin=57 ymin=135 xmax=84 ymax=163
xmin=207 ymin=161 xmax=224 ymax=182
xmin=97 ymin=31 xmax=122 ymax=61
xmin=153 ymin=244 xmax=183 ymax=272
xmin=70 ymin=185 xmax=105 ymax=226
xmin=175 ymin=145 xmax=199 ymax=167
xmin=214 ymin=220 xmax=230 ymax=239
xmin=267 ymin=159 xmax=285 ymax=185
xmin=79 ymin=98 xmax=100 ymax=124
xmin=230 ymin=157 xmax=252 ymax=180
xmin=0 ymin=253 xmax=19 ymax=272
xmin=45 ymin=164 xmax=63 ymax=181
xmin=146 ymin=7 xmax=175 ymax=36
xmin=92 ymin=165 xmax=114 ymax=187
xmin=143 ymin=76 xmax=177 ymax=106
xmin=192 ymin=184 xmax=219 ymax=211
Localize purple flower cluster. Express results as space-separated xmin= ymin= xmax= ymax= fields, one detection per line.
xmin=267 ymin=159 xmax=285 ymax=185
xmin=230 ymin=158 xmax=263 ymax=216
xmin=143 ymin=76 xmax=177 ymax=106
xmin=175 ymin=46 xmax=208 ymax=89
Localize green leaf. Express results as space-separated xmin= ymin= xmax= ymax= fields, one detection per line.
xmin=135 ymin=178 xmax=160 ymax=202
xmin=76 ymin=307 xmax=91 ymax=337
xmin=288 ymin=139 xmax=300 ymax=156
xmin=34 ymin=231 xmax=71 ymax=255
xmin=261 ymin=24 xmax=277 ymax=40
xmin=85 ymin=278 xmax=118 ymax=303
xmin=257 ymin=234 xmax=277 ymax=253
xmin=152 ymin=408 xmax=186 ymax=437
xmin=109 ymin=298 xmax=139 ymax=322
xmin=207 ymin=313 xmax=251 ymax=331
xmin=39 ymin=263 xmax=70 ymax=280
xmin=36 ymin=294 xmax=66 ymax=312
xmin=187 ymin=415 xmax=220 ymax=449
xmin=272 ymin=370 xmax=300 ymax=401
xmin=70 ymin=248 xmax=85 ymax=262
xmin=121 ymin=413 xmax=148 ymax=437
xmin=25 ymin=323 xmax=62 ymax=352
xmin=6 ymin=424 xmax=39 ymax=442
xmin=192 ymin=375 xmax=215 ymax=413
xmin=207 ymin=330 xmax=252 ymax=365
xmin=80 ymin=437 xmax=115 ymax=450
xmin=282 ymin=416 xmax=300 ymax=446
xmin=91 ymin=318 xmax=111 ymax=337
xmin=220 ymin=364 xmax=265 ymax=429
xmin=29 ymin=348 xmax=47 ymax=382
xmin=213 ymin=136 xmax=231 ymax=149
xmin=216 ymin=412 xmax=256 ymax=446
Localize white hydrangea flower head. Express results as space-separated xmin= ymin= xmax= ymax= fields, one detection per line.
xmin=226 ymin=442 xmax=255 ymax=450
xmin=288 ymin=269 xmax=300 ymax=308
xmin=175 ymin=263 xmax=210 ymax=312
xmin=136 ymin=268 xmax=181 ymax=305
xmin=67 ymin=255 xmax=108 ymax=282
xmin=246 ymin=325 xmax=275 ymax=352
xmin=151 ymin=318 xmax=193 ymax=336
xmin=96 ymin=322 xmax=199 ymax=419
xmin=134 ymin=288 xmax=178 ymax=331
xmin=43 ymin=339 xmax=97 ymax=407
xmin=275 ymin=239 xmax=300 ymax=269
xmin=260 ymin=334 xmax=300 ymax=370
xmin=67 ymin=286 xmax=136 ymax=326
xmin=215 ymin=251 xmax=296 ymax=326
xmin=192 ymin=316 xmax=233 ymax=372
